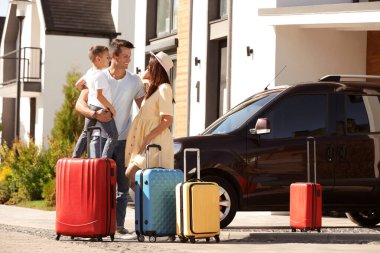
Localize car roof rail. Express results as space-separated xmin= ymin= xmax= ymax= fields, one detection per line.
xmin=319 ymin=74 xmax=380 ymax=82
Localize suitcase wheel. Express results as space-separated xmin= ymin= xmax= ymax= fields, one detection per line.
xmin=55 ymin=234 xmax=61 ymax=241
xmin=301 ymin=228 xmax=308 ymax=232
xmin=206 ymin=237 xmax=210 ymax=243
xmin=110 ymin=234 xmax=115 ymax=242
xmin=97 ymin=236 xmax=103 ymax=242
xmin=190 ymin=237 xmax=196 ymax=244
xmin=138 ymin=234 xmax=145 ymax=242
xmin=180 ymin=237 xmax=188 ymax=243
xmin=214 ymin=235 xmax=220 ymax=243
xmin=70 ymin=236 xmax=75 ymax=240
xmin=291 ymin=228 xmax=296 ymax=232
xmin=168 ymin=235 xmax=176 ymax=242
xmin=317 ymin=228 xmax=321 ymax=233
xmin=149 ymin=236 xmax=156 ymax=243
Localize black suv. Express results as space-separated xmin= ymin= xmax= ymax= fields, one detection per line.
xmin=174 ymin=75 xmax=380 ymax=228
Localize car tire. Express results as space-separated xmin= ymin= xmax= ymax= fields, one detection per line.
xmin=345 ymin=209 xmax=380 ymax=227
xmin=203 ymin=176 xmax=238 ymax=229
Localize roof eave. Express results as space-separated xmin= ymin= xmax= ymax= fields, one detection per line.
xmin=45 ymin=29 xmax=120 ymax=39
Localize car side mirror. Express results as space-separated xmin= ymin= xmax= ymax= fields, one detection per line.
xmin=249 ymin=118 xmax=271 ymax=135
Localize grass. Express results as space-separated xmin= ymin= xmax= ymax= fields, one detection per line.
xmin=16 ymin=200 xmax=55 ymax=211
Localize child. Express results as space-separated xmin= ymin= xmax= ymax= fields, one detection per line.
xmin=72 ymin=45 xmax=118 ymax=158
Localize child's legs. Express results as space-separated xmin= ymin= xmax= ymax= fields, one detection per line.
xmin=72 ymin=117 xmax=97 ymax=158
xmin=100 ymin=119 xmax=118 ymax=158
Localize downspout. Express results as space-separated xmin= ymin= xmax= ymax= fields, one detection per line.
xmin=186 ymin=0 xmax=194 ymax=136
xmin=226 ymin=0 xmax=233 ymax=111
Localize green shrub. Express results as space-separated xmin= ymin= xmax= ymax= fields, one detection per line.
xmin=0 ymin=181 xmax=11 ymax=204
xmin=0 ymin=143 xmax=16 ymax=203
xmin=0 ymin=139 xmax=73 ymax=205
xmin=0 ymin=142 xmax=15 ymax=179
xmin=44 ymin=138 xmax=76 ymax=178
xmin=7 ymin=192 xmax=26 ymax=205
xmin=42 ymin=178 xmax=56 ymax=207
xmin=6 ymin=141 xmax=52 ymax=201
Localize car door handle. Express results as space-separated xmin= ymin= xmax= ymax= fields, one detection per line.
xmin=337 ymin=144 xmax=347 ymax=162
xmin=326 ymin=145 xmax=335 ymax=163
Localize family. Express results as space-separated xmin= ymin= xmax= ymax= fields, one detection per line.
xmin=73 ymin=39 xmax=175 ymax=236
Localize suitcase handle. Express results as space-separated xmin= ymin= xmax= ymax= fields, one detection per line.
xmin=145 ymin=144 xmax=162 ymax=168
xmin=87 ymin=126 xmax=103 ymax=158
xmin=183 ymin=148 xmax=200 ymax=181
xmin=307 ymin=136 xmax=317 ymax=183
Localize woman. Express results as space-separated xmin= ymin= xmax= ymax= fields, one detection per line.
xmin=125 ymin=51 xmax=174 ymax=191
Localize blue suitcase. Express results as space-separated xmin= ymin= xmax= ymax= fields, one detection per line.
xmin=135 ymin=144 xmax=183 ymax=242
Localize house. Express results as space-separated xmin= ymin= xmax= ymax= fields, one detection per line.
xmin=132 ymin=0 xmax=380 ymax=137
xmin=0 ymin=0 xmax=132 ymax=147
xmin=0 ymin=15 xmax=5 ymax=135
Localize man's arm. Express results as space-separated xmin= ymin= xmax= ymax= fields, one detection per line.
xmin=75 ymin=78 xmax=87 ymax=91
xmin=75 ymin=89 xmax=112 ymax=122
xmin=96 ymin=89 xmax=116 ymax=116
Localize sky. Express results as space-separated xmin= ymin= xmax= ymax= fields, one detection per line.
xmin=0 ymin=0 xmax=7 ymax=17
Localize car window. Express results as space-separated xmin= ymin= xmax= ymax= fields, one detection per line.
xmin=204 ymin=92 xmax=280 ymax=135
xmin=261 ymin=94 xmax=327 ymax=139
xmin=345 ymin=95 xmax=380 ymax=134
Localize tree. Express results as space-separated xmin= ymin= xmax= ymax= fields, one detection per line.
xmin=51 ymin=70 xmax=84 ymax=144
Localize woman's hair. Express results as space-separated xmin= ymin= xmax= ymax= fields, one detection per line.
xmin=145 ymin=56 xmax=171 ymax=100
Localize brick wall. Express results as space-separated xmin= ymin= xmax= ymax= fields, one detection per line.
xmin=174 ymin=0 xmax=191 ymax=137
xmin=367 ymin=31 xmax=380 ymax=83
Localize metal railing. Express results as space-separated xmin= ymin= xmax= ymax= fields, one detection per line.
xmin=0 ymin=47 xmax=42 ymax=85
xmin=319 ymin=75 xmax=380 ymax=82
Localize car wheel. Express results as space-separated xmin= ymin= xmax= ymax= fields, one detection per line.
xmin=203 ymin=176 xmax=238 ymax=229
xmin=346 ymin=209 xmax=380 ymax=227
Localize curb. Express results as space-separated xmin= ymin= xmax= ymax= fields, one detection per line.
xmin=219 ymin=231 xmax=380 ymax=243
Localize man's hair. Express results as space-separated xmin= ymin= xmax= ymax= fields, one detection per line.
xmin=110 ymin=39 xmax=134 ymax=56
xmin=88 ymin=45 xmax=109 ymax=62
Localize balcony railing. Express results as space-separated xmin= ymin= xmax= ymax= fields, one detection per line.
xmin=0 ymin=47 xmax=42 ymax=86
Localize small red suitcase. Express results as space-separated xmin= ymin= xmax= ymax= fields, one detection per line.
xmin=290 ymin=137 xmax=322 ymax=232
xmin=55 ymin=127 xmax=117 ymax=241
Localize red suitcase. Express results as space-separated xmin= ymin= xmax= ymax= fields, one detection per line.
xmin=290 ymin=137 xmax=322 ymax=232
xmin=55 ymin=127 xmax=116 ymax=241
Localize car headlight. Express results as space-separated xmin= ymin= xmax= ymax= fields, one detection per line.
xmin=173 ymin=142 xmax=182 ymax=155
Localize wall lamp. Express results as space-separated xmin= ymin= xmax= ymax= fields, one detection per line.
xmin=246 ymin=46 xmax=253 ymax=57
xmin=136 ymin=67 xmax=141 ymax=74
xmin=194 ymin=57 xmax=201 ymax=66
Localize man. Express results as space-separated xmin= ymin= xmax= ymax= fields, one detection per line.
xmin=75 ymin=39 xmax=146 ymax=235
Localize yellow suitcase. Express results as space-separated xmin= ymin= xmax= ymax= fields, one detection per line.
xmin=176 ymin=148 xmax=220 ymax=243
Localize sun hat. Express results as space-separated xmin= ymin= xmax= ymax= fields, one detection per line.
xmin=150 ymin=51 xmax=173 ymax=74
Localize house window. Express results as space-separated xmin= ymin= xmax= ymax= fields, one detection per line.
xmin=219 ymin=0 xmax=227 ymax=18
xmin=156 ymin=0 xmax=178 ymax=37
xmin=218 ymin=40 xmax=227 ymax=117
